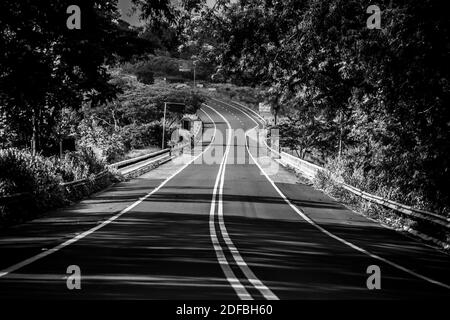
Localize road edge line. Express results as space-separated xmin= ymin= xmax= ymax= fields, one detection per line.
xmin=0 ymin=106 xmax=218 ymax=279
xmin=220 ymin=98 xmax=450 ymax=291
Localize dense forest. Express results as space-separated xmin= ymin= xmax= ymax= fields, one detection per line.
xmin=0 ymin=0 xmax=203 ymax=154
xmin=185 ymin=0 xmax=450 ymax=215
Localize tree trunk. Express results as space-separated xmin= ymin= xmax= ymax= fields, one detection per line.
xmin=31 ymin=108 xmax=41 ymax=156
xmin=112 ymin=110 xmax=118 ymax=131
xmin=31 ymin=113 xmax=37 ymax=156
xmin=338 ymin=110 xmax=343 ymax=161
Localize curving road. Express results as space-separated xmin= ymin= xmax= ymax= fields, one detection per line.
xmin=0 ymin=99 xmax=449 ymax=299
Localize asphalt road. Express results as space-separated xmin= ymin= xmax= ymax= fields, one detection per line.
xmin=0 ymin=99 xmax=449 ymax=299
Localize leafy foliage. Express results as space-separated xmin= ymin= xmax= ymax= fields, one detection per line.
xmin=193 ymin=0 xmax=450 ymax=214
xmin=52 ymin=148 xmax=107 ymax=182
xmin=136 ymin=69 xmax=155 ymax=85
xmin=0 ymin=148 xmax=63 ymax=207
xmin=0 ymin=0 xmax=179 ymax=154
xmin=0 ymin=147 xmax=110 ymax=224
xmin=122 ymin=54 xmax=214 ymax=82
xmin=78 ymin=72 xmax=205 ymax=162
xmin=77 ymin=118 xmax=127 ymax=163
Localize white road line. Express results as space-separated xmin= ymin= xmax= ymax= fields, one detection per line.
xmin=211 ymin=98 xmax=266 ymax=126
xmin=217 ymin=132 xmax=279 ymax=300
xmin=221 ymin=99 xmax=450 ymax=291
xmin=0 ymin=107 xmax=219 ymax=279
xmin=202 ymin=104 xmax=252 ymax=300
xmin=230 ymin=100 xmax=266 ymax=125
xmin=204 ymin=103 xmax=279 ymax=300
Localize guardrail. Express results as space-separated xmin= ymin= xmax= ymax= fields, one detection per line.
xmin=260 ymin=129 xmax=450 ymax=231
xmin=60 ymin=170 xmax=110 ymax=189
xmin=116 ymin=152 xmax=174 ymax=179
xmin=3 ymin=113 xmax=206 ymax=213
xmin=277 ymin=150 xmax=323 ymax=180
xmin=112 ymin=115 xmax=204 ymax=173
xmin=1 ymin=147 xmax=181 ymax=221
xmin=59 ymin=149 xmax=172 ymax=190
xmin=171 ymin=141 xmax=190 ymax=152
xmin=340 ymin=183 xmax=450 ymax=229
xmin=109 ymin=149 xmax=171 ymax=170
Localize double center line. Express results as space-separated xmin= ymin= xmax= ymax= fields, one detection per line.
xmin=217 ymin=99 xmax=450 ymax=291
xmin=202 ymin=104 xmax=278 ymax=300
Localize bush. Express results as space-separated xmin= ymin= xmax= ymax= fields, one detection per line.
xmin=0 ymin=148 xmax=65 ymax=223
xmin=136 ymin=70 xmax=155 ymax=85
xmin=121 ymin=122 xmax=163 ymax=151
xmin=0 ymin=147 xmax=113 ymax=226
xmin=206 ymin=83 xmax=264 ymax=109
xmin=50 ymin=148 xmax=107 ymax=182
xmin=313 ymin=156 xmax=450 ymax=246
xmin=77 ymin=119 xmax=127 ymax=163
xmin=120 ymin=54 xmax=214 ymax=83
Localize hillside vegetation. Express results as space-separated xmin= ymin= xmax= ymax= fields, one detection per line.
xmin=189 ymin=0 xmax=450 ymax=216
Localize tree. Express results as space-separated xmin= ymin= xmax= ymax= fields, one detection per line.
xmin=0 ymin=0 xmax=174 ymax=155
xmin=191 ymin=0 xmax=450 ymax=212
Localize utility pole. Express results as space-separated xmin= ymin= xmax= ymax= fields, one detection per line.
xmin=31 ymin=110 xmax=38 ymax=156
xmin=338 ymin=109 xmax=343 ymax=161
xmin=193 ymin=60 xmax=197 ymax=88
xmin=162 ymin=102 xmax=167 ymax=149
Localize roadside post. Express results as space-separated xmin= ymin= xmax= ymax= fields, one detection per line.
xmin=161 ymin=102 xmax=186 ymax=149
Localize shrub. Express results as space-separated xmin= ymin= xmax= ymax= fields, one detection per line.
xmin=77 ymin=119 xmax=126 ymax=163
xmin=136 ymin=70 xmax=155 ymax=85
xmin=50 ymin=148 xmax=107 ymax=182
xmin=0 ymin=148 xmax=65 ymax=223
xmin=206 ymin=83 xmax=264 ymax=109
xmin=313 ymin=156 xmax=449 ymax=246
xmin=121 ymin=122 xmax=163 ymax=151
xmin=108 ymin=76 xmax=132 ymax=91
xmin=0 ymin=147 xmax=113 ymax=225
xmin=121 ymin=55 xmax=213 ymax=81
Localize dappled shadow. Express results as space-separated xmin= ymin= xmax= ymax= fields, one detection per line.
xmin=0 ymin=211 xmax=235 ymax=299
xmin=0 ymin=198 xmax=449 ymax=299
xmin=217 ymin=213 xmax=450 ymax=299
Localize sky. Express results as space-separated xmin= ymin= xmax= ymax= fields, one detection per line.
xmin=118 ymin=0 xmax=216 ymax=26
